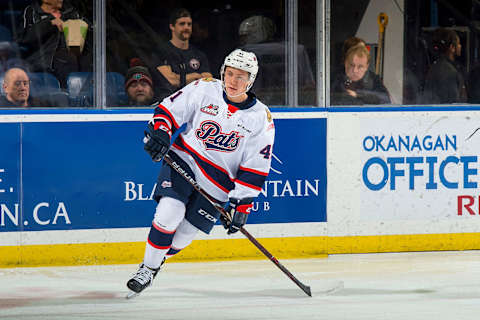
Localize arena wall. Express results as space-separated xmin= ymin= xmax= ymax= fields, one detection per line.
xmin=1 ymin=107 xmax=479 ymax=267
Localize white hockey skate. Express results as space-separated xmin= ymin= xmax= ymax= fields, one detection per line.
xmin=126 ymin=259 xmax=164 ymax=299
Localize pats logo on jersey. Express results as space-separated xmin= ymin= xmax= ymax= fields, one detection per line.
xmin=200 ymin=104 xmax=219 ymax=116
xmin=195 ymin=120 xmax=244 ymax=152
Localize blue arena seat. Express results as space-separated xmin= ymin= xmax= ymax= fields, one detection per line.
xmin=66 ymin=72 xmax=128 ymax=107
xmin=0 ymin=24 xmax=11 ymax=41
xmin=35 ymin=91 xmax=70 ymax=108
xmin=29 ymin=72 xmax=72 ymax=107
xmin=106 ymin=72 xmax=128 ymax=106
xmin=28 ymin=72 xmax=61 ymax=97
xmin=67 ymin=72 xmax=93 ymax=107
xmin=65 ymin=72 xmax=135 ymax=107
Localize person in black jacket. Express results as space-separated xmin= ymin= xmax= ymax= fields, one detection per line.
xmin=331 ymin=43 xmax=391 ymax=105
xmin=422 ymin=28 xmax=467 ymax=104
xmin=16 ymin=0 xmax=92 ymax=88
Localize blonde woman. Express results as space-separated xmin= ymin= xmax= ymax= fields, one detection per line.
xmin=331 ymin=44 xmax=391 ymax=105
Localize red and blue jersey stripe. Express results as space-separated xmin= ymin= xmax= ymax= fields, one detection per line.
xmin=235 ymin=166 xmax=268 ymax=191
xmin=173 ymin=136 xmax=268 ymax=194
xmin=173 ymin=136 xmax=235 ymax=193
xmin=153 ymin=104 xmax=181 ymax=135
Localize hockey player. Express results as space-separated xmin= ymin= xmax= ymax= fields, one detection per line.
xmin=126 ymin=49 xmax=275 ymax=297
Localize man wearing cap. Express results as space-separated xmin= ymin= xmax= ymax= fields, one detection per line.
xmin=125 ymin=66 xmax=157 ymax=106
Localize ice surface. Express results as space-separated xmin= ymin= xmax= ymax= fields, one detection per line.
xmin=1 ymin=251 xmax=479 ymax=320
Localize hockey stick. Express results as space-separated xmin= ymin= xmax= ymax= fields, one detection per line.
xmin=162 ymin=153 xmax=312 ymax=297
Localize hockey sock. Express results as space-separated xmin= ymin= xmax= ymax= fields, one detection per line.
xmin=165 ymin=246 xmax=182 ymax=259
xmin=164 ymin=219 xmax=199 ymax=260
xmin=144 ymin=197 xmax=186 ymax=268
xmin=144 ymin=222 xmax=175 ymax=269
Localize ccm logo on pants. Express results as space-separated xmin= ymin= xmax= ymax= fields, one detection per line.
xmin=198 ymin=209 xmax=217 ymax=223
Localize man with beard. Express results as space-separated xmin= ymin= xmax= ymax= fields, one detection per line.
xmin=124 ymin=66 xmax=157 ymax=107
xmin=152 ymin=8 xmax=212 ymax=100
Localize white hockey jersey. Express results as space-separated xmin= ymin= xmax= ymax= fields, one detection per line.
xmin=150 ymin=78 xmax=275 ymax=202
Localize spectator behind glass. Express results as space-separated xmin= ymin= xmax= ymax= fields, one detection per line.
xmin=151 ymin=8 xmax=212 ymax=100
xmin=331 ymin=44 xmax=391 ymax=105
xmin=422 ymin=28 xmax=467 ymax=104
xmin=1 ymin=68 xmax=31 ymax=107
xmin=16 ymin=0 xmax=92 ymax=88
xmin=331 ymin=36 xmax=365 ymax=90
xmin=341 ymin=37 xmax=366 ymax=65
xmin=124 ymin=65 xmax=158 ymax=107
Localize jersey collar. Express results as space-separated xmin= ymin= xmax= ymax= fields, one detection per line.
xmin=222 ymin=91 xmax=257 ymax=110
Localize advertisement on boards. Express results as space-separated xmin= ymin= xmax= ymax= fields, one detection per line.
xmin=360 ymin=115 xmax=480 ymax=220
xmin=0 ymin=123 xmax=20 ymax=229
xmin=0 ymin=117 xmax=326 ymax=232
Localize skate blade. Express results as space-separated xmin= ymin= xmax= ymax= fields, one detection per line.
xmin=126 ymin=290 xmax=141 ymax=299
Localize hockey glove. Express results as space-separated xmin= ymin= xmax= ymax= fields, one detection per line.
xmin=144 ymin=122 xmax=171 ymax=161
xmin=221 ymin=198 xmax=253 ymax=234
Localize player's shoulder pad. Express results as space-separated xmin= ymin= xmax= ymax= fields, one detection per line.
xmin=249 ymin=102 xmax=275 ymax=134
xmin=264 ymin=106 xmax=274 ymax=124
xmin=192 ymin=77 xmax=219 ymax=87
xmin=263 ymin=106 xmax=275 ymax=133
xmin=252 ymin=100 xmax=273 ymax=124
xmin=188 ymin=77 xmax=221 ymax=92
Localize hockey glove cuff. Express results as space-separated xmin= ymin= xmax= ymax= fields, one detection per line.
xmin=221 ymin=198 xmax=253 ymax=234
xmin=144 ymin=122 xmax=171 ymax=161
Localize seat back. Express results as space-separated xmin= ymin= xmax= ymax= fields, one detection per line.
xmin=106 ymin=72 xmax=127 ymax=106
xmin=28 ymin=72 xmax=61 ymax=97
xmin=67 ymin=72 xmax=93 ymax=107
xmin=34 ymin=91 xmax=70 ymax=108
xmin=0 ymin=24 xmax=11 ymax=42
xmin=63 ymin=72 xmax=131 ymax=107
